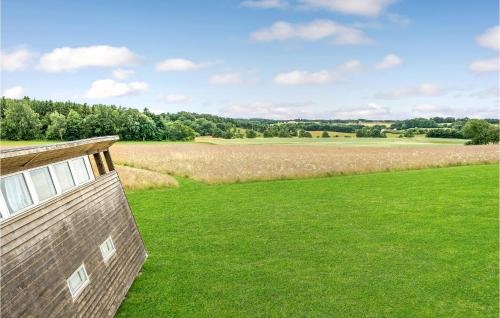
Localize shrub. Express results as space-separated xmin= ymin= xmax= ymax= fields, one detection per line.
xmin=298 ymin=130 xmax=312 ymax=138
xmin=403 ymin=129 xmax=415 ymax=138
xmin=356 ymin=126 xmax=386 ymax=138
xmin=245 ymin=129 xmax=257 ymax=138
xmin=321 ymin=131 xmax=330 ymax=138
xmin=426 ymin=128 xmax=465 ymax=139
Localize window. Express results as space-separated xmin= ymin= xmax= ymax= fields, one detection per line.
xmin=67 ymin=264 xmax=89 ymax=299
xmin=54 ymin=162 xmax=75 ymax=192
xmin=71 ymin=158 xmax=90 ymax=184
xmin=0 ymin=174 xmax=33 ymax=215
xmin=100 ymin=236 xmax=116 ymax=261
xmin=0 ymin=155 xmax=95 ymax=222
xmin=29 ymin=167 xmax=56 ymax=201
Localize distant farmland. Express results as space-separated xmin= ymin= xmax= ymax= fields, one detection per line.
xmin=111 ymin=143 xmax=499 ymax=183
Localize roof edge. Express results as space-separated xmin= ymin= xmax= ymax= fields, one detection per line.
xmin=0 ymin=136 xmax=120 ymax=158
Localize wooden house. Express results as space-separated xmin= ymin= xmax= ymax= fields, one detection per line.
xmin=0 ymin=136 xmax=147 ymax=317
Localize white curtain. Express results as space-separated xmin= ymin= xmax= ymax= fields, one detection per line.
xmin=72 ymin=158 xmax=90 ymax=184
xmin=30 ymin=167 xmax=56 ymax=201
xmin=1 ymin=174 xmax=33 ymax=214
xmin=54 ymin=162 xmax=75 ymax=191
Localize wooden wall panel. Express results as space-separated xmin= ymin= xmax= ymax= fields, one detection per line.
xmin=0 ymin=172 xmax=147 ymax=318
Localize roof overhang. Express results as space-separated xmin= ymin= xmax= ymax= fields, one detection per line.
xmin=0 ymin=136 xmax=119 ymax=176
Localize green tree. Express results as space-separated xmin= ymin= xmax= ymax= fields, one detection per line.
xmin=321 ymin=131 xmax=330 ymax=138
xmin=463 ymin=119 xmax=497 ymax=145
xmin=65 ymin=110 xmax=83 ymax=140
xmin=193 ymin=118 xmax=217 ymax=136
xmin=403 ymin=129 xmax=415 ymax=138
xmin=46 ymin=111 xmax=67 ymax=140
xmin=298 ymin=129 xmax=312 ymax=138
xmin=119 ymin=109 xmax=157 ymax=140
xmin=2 ymin=101 xmax=41 ymax=140
xmin=246 ymin=129 xmax=257 ymax=138
xmin=83 ymin=105 xmax=119 ymax=137
xmin=164 ymin=121 xmax=196 ymax=141
xmin=263 ymin=129 xmax=274 ymax=138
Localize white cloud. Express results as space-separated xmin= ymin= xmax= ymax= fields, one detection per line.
xmin=469 ymin=57 xmax=499 ymax=73
xmin=251 ymin=20 xmax=370 ymax=45
xmin=469 ymin=87 xmax=499 ymax=99
xmin=161 ymin=94 xmax=192 ymax=103
xmin=412 ymin=104 xmax=452 ymax=116
xmin=468 ymin=106 xmax=499 ymax=119
xmin=375 ymin=54 xmax=402 ymax=69
xmin=274 ymin=70 xmax=335 ymax=85
xmin=240 ymin=0 xmax=288 ymax=9
xmin=209 ymin=73 xmax=244 ymax=85
xmin=38 ymin=45 xmax=140 ymax=72
xmin=86 ymin=79 xmax=148 ymax=98
xmin=339 ymin=59 xmax=362 ymax=72
xmin=1 ymin=48 xmax=34 ymax=71
xmin=2 ymin=86 xmax=24 ymax=99
xmin=112 ymin=69 xmax=135 ymax=80
xmin=333 ymin=103 xmax=390 ymax=119
xmin=376 ymin=83 xmax=444 ymax=99
xmin=156 ymin=58 xmax=209 ymax=72
xmin=469 ymin=26 xmax=499 ymax=73
xmin=220 ymin=101 xmax=318 ymax=119
xmin=298 ymin=0 xmax=395 ymax=17
xmin=274 ymin=59 xmax=361 ymax=86
xmin=476 ymin=25 xmax=500 ymax=51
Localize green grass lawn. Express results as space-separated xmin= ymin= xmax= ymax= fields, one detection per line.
xmin=117 ymin=164 xmax=499 ymax=317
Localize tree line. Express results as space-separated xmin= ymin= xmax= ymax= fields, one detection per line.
xmin=0 ymin=97 xmax=498 ymax=145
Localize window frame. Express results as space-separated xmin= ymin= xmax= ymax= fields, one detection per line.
xmin=28 ymin=166 xmax=58 ymax=202
xmin=0 ymin=155 xmax=95 ymax=222
xmin=66 ymin=263 xmax=89 ymax=300
xmin=52 ymin=161 xmax=76 ymax=193
xmin=99 ymin=236 xmax=116 ymax=262
xmin=70 ymin=157 xmax=92 ymax=184
xmin=0 ymin=171 xmax=36 ymax=218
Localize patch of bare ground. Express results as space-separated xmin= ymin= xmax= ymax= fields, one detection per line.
xmin=110 ymin=144 xmax=500 ymax=183
xmin=114 ymin=165 xmax=178 ymax=190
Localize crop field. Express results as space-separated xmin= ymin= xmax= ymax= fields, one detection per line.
xmin=117 ymin=164 xmax=499 ymax=317
xmin=111 ymin=143 xmax=498 ymax=183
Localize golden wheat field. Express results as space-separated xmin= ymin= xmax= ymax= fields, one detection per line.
xmin=110 ymin=143 xmax=499 ymax=183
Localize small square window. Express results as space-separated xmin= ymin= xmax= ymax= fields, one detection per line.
xmin=100 ymin=237 xmax=116 ymax=261
xmin=30 ymin=167 xmax=56 ymax=201
xmin=67 ymin=264 xmax=89 ymax=299
xmin=54 ymin=162 xmax=75 ymax=192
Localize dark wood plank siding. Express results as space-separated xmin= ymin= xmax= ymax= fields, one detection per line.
xmin=0 ymin=172 xmax=147 ymax=317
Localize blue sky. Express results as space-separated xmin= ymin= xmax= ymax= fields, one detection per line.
xmin=2 ymin=0 xmax=499 ymax=119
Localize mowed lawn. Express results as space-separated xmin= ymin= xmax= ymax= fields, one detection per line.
xmin=117 ymin=165 xmax=499 ymax=317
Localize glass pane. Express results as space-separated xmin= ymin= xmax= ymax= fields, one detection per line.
xmin=68 ymin=267 xmax=87 ymax=294
xmin=54 ymin=162 xmax=75 ymax=191
xmin=29 ymin=167 xmax=56 ymax=201
xmin=72 ymin=158 xmax=90 ymax=184
xmin=0 ymin=174 xmax=33 ymax=215
xmin=100 ymin=238 xmax=115 ymax=259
